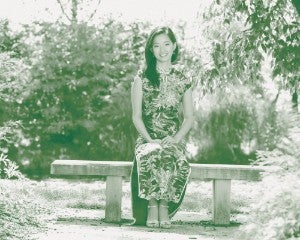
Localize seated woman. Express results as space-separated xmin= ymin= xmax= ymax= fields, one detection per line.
xmin=130 ymin=26 xmax=194 ymax=228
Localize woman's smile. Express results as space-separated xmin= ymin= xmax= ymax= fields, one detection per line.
xmin=159 ymin=52 xmax=170 ymax=58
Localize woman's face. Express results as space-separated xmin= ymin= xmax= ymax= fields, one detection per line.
xmin=152 ymin=33 xmax=176 ymax=64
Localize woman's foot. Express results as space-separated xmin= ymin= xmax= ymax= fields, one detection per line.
xmin=146 ymin=201 xmax=159 ymax=228
xmin=159 ymin=201 xmax=171 ymax=229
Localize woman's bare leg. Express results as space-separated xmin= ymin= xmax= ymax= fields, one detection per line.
xmin=146 ymin=198 xmax=159 ymax=227
xmin=159 ymin=199 xmax=171 ymax=228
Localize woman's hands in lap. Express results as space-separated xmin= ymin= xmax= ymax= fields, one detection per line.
xmin=148 ymin=136 xmax=180 ymax=146
xmin=148 ymin=139 xmax=162 ymax=144
xmin=161 ymin=136 xmax=179 ymax=146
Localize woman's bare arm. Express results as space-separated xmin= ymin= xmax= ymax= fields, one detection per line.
xmin=131 ymin=76 xmax=161 ymax=144
xmin=173 ymin=87 xmax=194 ymax=142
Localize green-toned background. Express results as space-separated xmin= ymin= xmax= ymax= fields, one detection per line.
xmin=1 ymin=0 xmax=299 ymax=240
xmin=0 ymin=0 xmax=299 ymax=177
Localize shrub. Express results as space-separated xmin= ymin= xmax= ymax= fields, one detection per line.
xmin=0 ymin=180 xmax=51 ymax=240
xmin=0 ymin=38 xmax=32 ymax=175
xmin=238 ymin=111 xmax=300 ymax=239
xmin=0 ymin=153 xmax=23 ymax=179
xmin=0 ymin=120 xmax=23 ymax=180
xmin=191 ymin=85 xmax=290 ymax=164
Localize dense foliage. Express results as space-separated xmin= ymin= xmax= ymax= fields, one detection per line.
xmin=238 ymin=112 xmax=300 ymax=239
xmin=3 ymin=20 xmax=151 ymax=175
xmin=0 ymin=121 xmax=24 ymax=179
xmin=191 ymin=85 xmax=290 ymax=164
xmin=0 ymin=0 xmax=298 ymax=176
xmin=188 ymin=0 xmax=299 ymax=164
xmin=0 ymin=1 xmax=299 ymax=239
xmin=0 ymin=20 xmax=44 ymax=239
xmin=0 ymin=179 xmax=52 ymax=240
xmin=0 ymin=20 xmax=31 ymax=178
xmin=193 ymin=2 xmax=300 ymax=236
xmin=199 ymin=0 xmax=299 ymax=92
xmin=0 ymin=3 xmax=298 ymax=240
xmin=2 ymin=19 xmax=203 ymax=176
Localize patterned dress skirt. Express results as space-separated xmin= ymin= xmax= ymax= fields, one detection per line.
xmin=131 ymin=140 xmax=191 ymax=225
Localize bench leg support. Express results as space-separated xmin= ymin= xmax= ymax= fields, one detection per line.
xmin=213 ymin=179 xmax=231 ymax=225
xmin=105 ymin=176 xmax=122 ymax=223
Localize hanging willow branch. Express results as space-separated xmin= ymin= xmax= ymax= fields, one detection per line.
xmin=56 ymin=0 xmax=102 ymax=24
xmin=87 ymin=0 xmax=102 ymax=22
xmin=56 ymin=0 xmax=72 ymax=22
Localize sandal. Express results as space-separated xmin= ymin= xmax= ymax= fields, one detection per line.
xmin=159 ymin=204 xmax=171 ymax=229
xmin=146 ymin=205 xmax=159 ymax=228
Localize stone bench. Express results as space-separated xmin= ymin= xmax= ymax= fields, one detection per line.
xmin=50 ymin=160 xmax=265 ymax=225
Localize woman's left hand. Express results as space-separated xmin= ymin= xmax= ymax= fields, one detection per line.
xmin=161 ymin=136 xmax=179 ymax=146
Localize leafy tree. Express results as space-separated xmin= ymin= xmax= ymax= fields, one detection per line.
xmin=56 ymin=0 xmax=102 ymax=24
xmin=194 ymin=2 xmax=300 ymax=237
xmin=187 ymin=0 xmax=299 ymax=164
xmin=200 ymin=0 xmax=299 ymax=96
xmin=12 ymin=20 xmax=154 ymax=175
xmin=0 ymin=21 xmax=32 ymax=178
xmin=0 ymin=20 xmax=25 ymax=58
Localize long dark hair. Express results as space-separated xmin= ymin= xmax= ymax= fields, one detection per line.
xmin=143 ymin=27 xmax=179 ymax=87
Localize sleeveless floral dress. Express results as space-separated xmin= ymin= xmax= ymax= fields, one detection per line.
xmin=132 ymin=64 xmax=192 ymax=212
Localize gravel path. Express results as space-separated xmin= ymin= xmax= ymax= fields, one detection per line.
xmin=33 ymin=210 xmax=240 ymax=240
